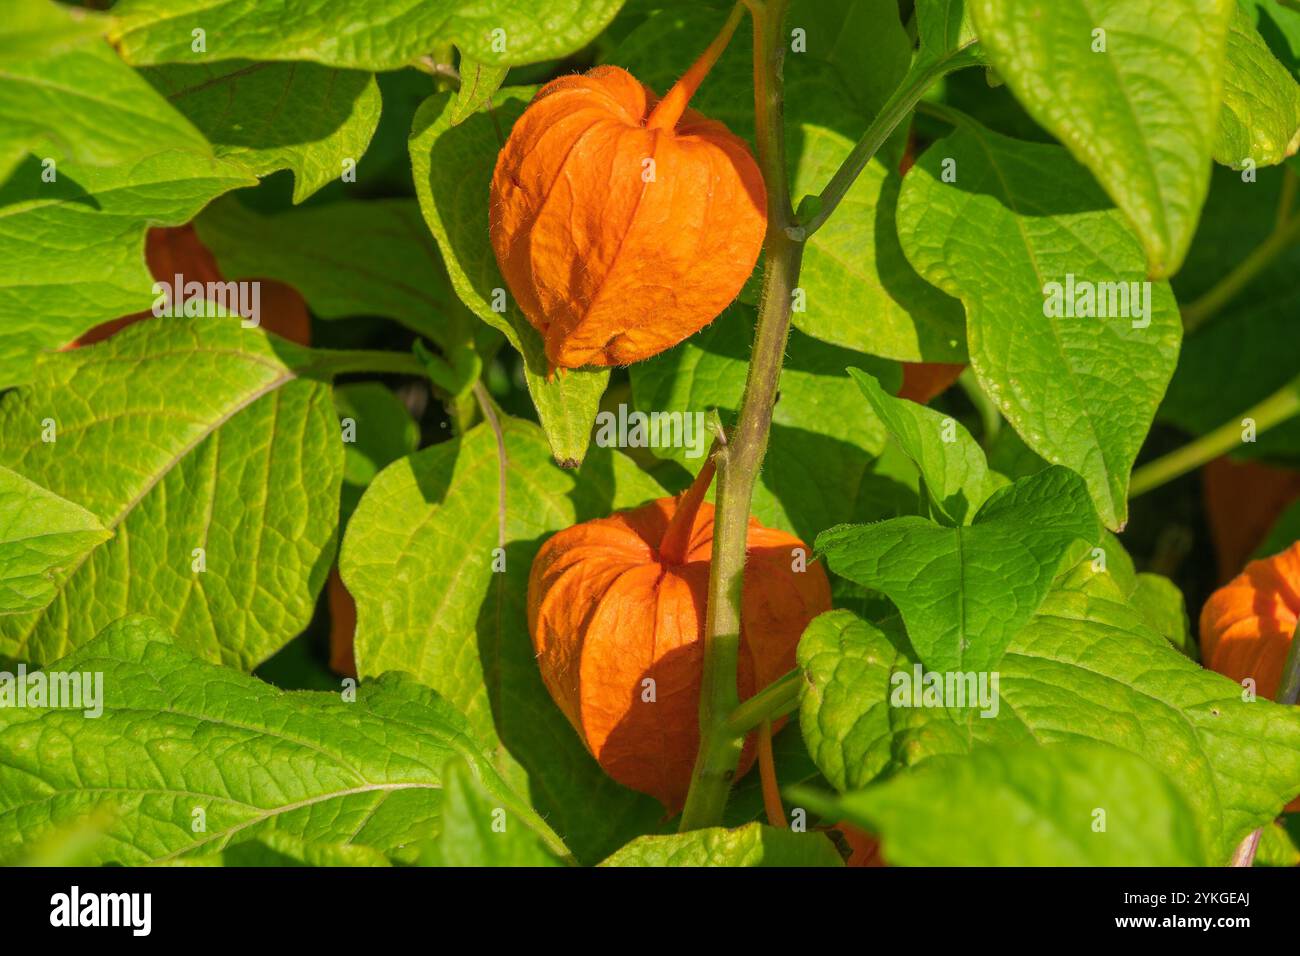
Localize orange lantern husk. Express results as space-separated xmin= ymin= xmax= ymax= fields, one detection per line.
xmin=1200 ymin=541 xmax=1300 ymax=701
xmin=489 ymin=17 xmax=766 ymax=370
xmin=526 ymin=459 xmax=831 ymax=810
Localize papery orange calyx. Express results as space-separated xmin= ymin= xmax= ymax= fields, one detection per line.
xmin=525 ymin=460 xmax=829 ymax=810
xmin=488 ymin=11 xmax=765 ymax=370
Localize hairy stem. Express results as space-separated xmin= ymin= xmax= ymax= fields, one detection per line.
xmin=801 ymin=57 xmax=949 ymax=237
xmin=678 ymin=0 xmax=799 ymax=832
xmin=1129 ymin=377 xmax=1300 ymax=497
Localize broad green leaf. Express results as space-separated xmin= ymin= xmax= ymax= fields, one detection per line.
xmin=791 ymin=130 xmax=968 ymax=361
xmin=0 ymin=318 xmax=342 ymax=670
xmin=0 ymin=0 xmax=212 ymax=179
xmin=915 ymin=0 xmax=984 ymax=70
xmin=796 ymin=576 xmax=1300 ymax=862
xmin=848 ymin=367 xmax=1001 ymax=524
xmin=1132 ymin=573 xmax=1196 ymax=660
xmin=183 ymin=833 xmax=392 ymax=867
xmin=796 ymin=742 xmax=1206 ymax=866
xmin=897 ymin=122 xmax=1182 ymax=529
xmin=599 ymin=823 xmax=843 ymax=867
xmin=110 ymin=0 xmax=626 ymax=71
xmin=340 ymin=417 xmax=666 ymax=863
xmin=0 ymin=152 xmax=254 ymax=388
xmin=1217 ymin=0 xmax=1300 ymax=167
xmin=817 ymin=466 xmax=1099 ymax=672
xmin=140 ymin=60 xmax=382 ymax=203
xmin=409 ymin=89 xmax=608 ymax=467
xmin=449 ymin=57 xmax=509 ymax=127
xmin=0 ymin=465 xmax=108 ymax=614
xmin=1243 ymin=0 xmax=1300 ymax=73
xmin=612 ymin=3 xmax=968 ymax=362
xmin=196 ymin=197 xmax=463 ymax=347
xmin=630 ymin=306 xmax=912 ymax=540
xmin=0 ymin=615 xmax=553 ymax=865
xmin=1162 ymin=165 xmax=1300 ymax=459
xmin=968 ymin=0 xmax=1234 ymax=278
xmin=333 ymin=383 xmax=420 ymax=529
xmin=423 ymin=758 xmax=565 ymax=867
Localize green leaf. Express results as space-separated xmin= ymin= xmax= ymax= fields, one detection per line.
xmin=791 ymin=130 xmax=968 ymax=361
xmin=897 ymin=121 xmax=1182 ymax=529
xmin=817 ymin=466 xmax=1099 ymax=672
xmin=0 ymin=0 xmax=212 ymax=178
xmin=449 ymin=57 xmax=509 ymax=127
xmin=915 ymin=0 xmax=983 ymax=70
xmin=423 ymin=758 xmax=565 ymax=866
xmin=409 ymin=89 xmax=608 ymax=467
xmin=1217 ymin=0 xmax=1300 ymax=168
xmin=1132 ymin=572 xmax=1196 ymax=660
xmin=182 ymin=832 xmax=393 ymax=867
xmin=140 ymin=60 xmax=382 ymax=203
xmin=612 ymin=3 xmax=968 ymax=362
xmin=796 ymin=576 xmax=1300 ymax=862
xmin=0 ymin=318 xmax=342 ymax=670
xmin=110 ymin=0 xmax=626 ymax=70
xmin=599 ymin=823 xmax=843 ymax=867
xmin=0 ymin=152 xmax=254 ymax=388
xmin=340 ymin=416 xmax=667 ymax=863
xmin=0 ymin=465 xmax=108 ymax=614
xmin=333 ymin=383 xmax=419 ymax=529
xmin=968 ymin=0 xmax=1234 ymax=278
xmin=630 ymin=305 xmax=911 ymax=540
xmin=0 ymin=615 xmax=544 ymax=865
xmin=195 ymin=197 xmax=464 ymax=348
xmin=796 ymin=742 xmax=1206 ymax=866
xmin=847 ymin=367 xmax=1001 ymax=524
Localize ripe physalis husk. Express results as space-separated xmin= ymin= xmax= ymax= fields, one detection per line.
xmin=64 ymin=225 xmax=312 ymax=349
xmin=526 ymin=459 xmax=830 ymax=810
xmin=1200 ymin=540 xmax=1300 ymax=700
xmin=489 ymin=23 xmax=766 ymax=370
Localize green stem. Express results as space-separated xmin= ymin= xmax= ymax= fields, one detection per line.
xmin=801 ymin=58 xmax=947 ymax=236
xmin=724 ymin=669 xmax=802 ymax=736
xmin=304 ymin=348 xmax=428 ymax=379
xmin=679 ymin=0 xmax=799 ymax=832
xmin=1129 ymin=378 xmax=1300 ymax=497
xmin=1181 ymin=209 xmax=1300 ymax=334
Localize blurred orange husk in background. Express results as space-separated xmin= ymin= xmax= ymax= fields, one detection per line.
xmin=897 ymin=362 xmax=966 ymax=405
xmin=65 ymin=225 xmax=311 ymax=348
xmin=1202 ymin=456 xmax=1300 ymax=584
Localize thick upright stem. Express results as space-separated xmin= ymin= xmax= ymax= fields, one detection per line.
xmin=679 ymin=0 xmax=799 ymax=832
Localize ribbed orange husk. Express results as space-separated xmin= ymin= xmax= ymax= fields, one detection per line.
xmin=489 ymin=65 xmax=766 ymax=369
xmin=526 ymin=493 xmax=829 ymax=810
xmin=1200 ymin=541 xmax=1300 ymax=700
